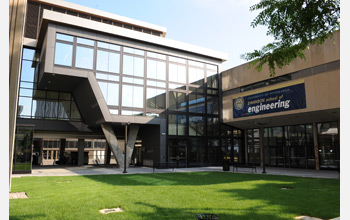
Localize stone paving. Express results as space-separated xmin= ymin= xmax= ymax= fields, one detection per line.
xmin=12 ymin=164 xmax=340 ymax=179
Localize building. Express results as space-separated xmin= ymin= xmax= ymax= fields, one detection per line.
xmin=222 ymin=31 xmax=340 ymax=170
xmin=11 ymin=0 xmax=340 ymax=175
xmin=12 ymin=0 xmax=228 ymax=174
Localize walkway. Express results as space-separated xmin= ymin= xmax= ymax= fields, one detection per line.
xmin=13 ymin=165 xmax=340 ymax=179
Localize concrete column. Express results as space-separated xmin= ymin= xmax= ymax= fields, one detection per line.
xmin=313 ymin=122 xmax=320 ymax=170
xmin=259 ymin=127 xmax=265 ymax=169
xmin=101 ymin=123 xmax=139 ymax=169
xmin=78 ymin=139 xmax=85 ymax=166
xmin=104 ymin=143 xmax=111 ymax=165
xmin=9 ymin=0 xmax=28 ymax=191
xmin=38 ymin=139 xmax=43 ymax=165
xmin=59 ymin=139 xmax=66 ymax=165
xmin=244 ymin=129 xmax=248 ymax=164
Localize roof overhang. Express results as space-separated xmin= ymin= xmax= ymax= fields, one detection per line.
xmin=38 ymin=9 xmax=228 ymax=62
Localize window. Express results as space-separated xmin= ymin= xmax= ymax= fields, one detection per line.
xmin=189 ymin=67 xmax=204 ymax=85
xmin=147 ymin=51 xmax=166 ymax=60
xmin=56 ymin=33 xmax=73 ymax=42
xmin=189 ymin=116 xmax=205 ymax=136
xmin=207 ymin=117 xmax=219 ymax=136
xmin=146 ymin=88 xmax=166 ymax=109
xmin=147 ymin=59 xmax=166 ymax=80
xmin=122 ymin=85 xmax=144 ymax=108
xmin=147 ymin=80 xmax=166 ymax=88
xmin=123 ymin=55 xmax=144 ymax=77
xmin=189 ymin=94 xmax=205 ymax=113
xmin=97 ymin=50 xmax=120 ymax=73
xmin=169 ymin=63 xmax=186 ymax=84
xmin=169 ymin=91 xmax=186 ymax=112
xmin=207 ymin=96 xmax=219 ymax=115
xmin=54 ymin=42 xmax=73 ymax=66
xmin=98 ymin=81 xmax=119 ymax=106
xmin=124 ymin=47 xmax=144 ymax=56
xmin=77 ymin=37 xmax=94 ymax=46
xmin=96 ymin=73 xmax=119 ymax=82
xmin=98 ymin=41 xmax=120 ymax=51
xmin=168 ymin=114 xmax=186 ymax=135
xmin=75 ymin=46 xmax=94 ymax=69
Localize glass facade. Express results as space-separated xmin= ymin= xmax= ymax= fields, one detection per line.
xmin=318 ymin=122 xmax=340 ymax=169
xmin=13 ymin=125 xmax=34 ymax=174
xmin=18 ymin=48 xmax=82 ymax=121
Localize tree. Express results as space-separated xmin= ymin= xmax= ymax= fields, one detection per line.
xmin=241 ymin=0 xmax=340 ymax=77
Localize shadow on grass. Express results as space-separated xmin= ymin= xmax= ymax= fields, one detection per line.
xmin=130 ymin=202 xmax=291 ymax=220
xmin=82 ymin=171 xmax=286 ymax=186
xmin=10 ymin=214 xmax=46 ymax=220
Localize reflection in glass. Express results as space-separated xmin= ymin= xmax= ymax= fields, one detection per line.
xmin=189 ymin=116 xmax=204 ymax=136
xmin=207 ymin=117 xmax=219 ymax=136
xmin=71 ymin=102 xmax=81 ymax=119
xmin=189 ymin=94 xmax=205 ymax=113
xmin=77 ymin=37 xmax=94 ymax=46
xmin=146 ymin=88 xmax=165 ymax=109
xmin=168 ymin=114 xmax=186 ymax=135
xmin=75 ymin=46 xmax=94 ymax=69
xmin=58 ymin=100 xmax=71 ymax=119
xmin=31 ymin=98 xmax=45 ymax=118
xmin=207 ymin=96 xmax=219 ymax=115
xmin=21 ymin=60 xmax=36 ymax=82
xmin=169 ymin=91 xmax=186 ymax=112
xmin=54 ymin=42 xmax=73 ymax=66
xmin=13 ymin=126 xmax=34 ymax=173
xmin=45 ymin=100 xmax=59 ymax=118
xmin=97 ymin=50 xmax=120 ymax=73
xmin=22 ymin=48 xmax=36 ymax=60
xmin=98 ymin=81 xmax=119 ymax=106
xmin=98 ymin=41 xmax=120 ymax=51
xmin=147 ymin=59 xmax=166 ymax=80
xmin=147 ymin=51 xmax=166 ymax=60
xmin=19 ymin=88 xmax=33 ymax=97
xmin=207 ymin=74 xmax=218 ymax=88
xmin=122 ymin=85 xmax=143 ymax=108
xmin=123 ymin=55 xmax=144 ymax=77
xmin=189 ymin=67 xmax=204 ymax=85
xmin=169 ymin=63 xmax=186 ymax=83
xmin=18 ymin=97 xmax=32 ymax=117
xmin=56 ymin=33 xmax=73 ymax=42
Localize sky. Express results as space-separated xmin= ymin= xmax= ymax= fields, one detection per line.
xmin=61 ymin=0 xmax=274 ymax=71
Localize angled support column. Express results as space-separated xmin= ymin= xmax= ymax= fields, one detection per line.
xmin=101 ymin=123 xmax=139 ymax=169
xmin=126 ymin=124 xmax=140 ymax=167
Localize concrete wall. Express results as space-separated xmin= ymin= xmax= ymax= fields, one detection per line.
xmin=221 ymin=32 xmax=340 ymax=127
xmin=222 ymin=31 xmax=339 ymax=91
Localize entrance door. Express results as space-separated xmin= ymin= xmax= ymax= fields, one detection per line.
xmin=287 ymin=125 xmax=307 ymax=168
xmin=168 ymin=138 xmax=187 ymax=167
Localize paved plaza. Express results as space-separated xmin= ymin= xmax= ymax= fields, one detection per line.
xmin=13 ymin=165 xmax=340 ymax=179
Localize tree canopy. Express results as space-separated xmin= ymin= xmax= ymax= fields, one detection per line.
xmin=241 ymin=0 xmax=340 ymax=77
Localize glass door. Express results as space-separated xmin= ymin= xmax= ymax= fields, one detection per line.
xmin=168 ymin=138 xmax=187 ymax=167
xmin=318 ymin=122 xmax=339 ymax=169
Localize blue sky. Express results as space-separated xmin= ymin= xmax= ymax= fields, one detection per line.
xmin=63 ymin=0 xmax=274 ymax=71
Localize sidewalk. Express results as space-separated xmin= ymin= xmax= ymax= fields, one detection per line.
xmin=12 ymin=165 xmax=340 ymax=179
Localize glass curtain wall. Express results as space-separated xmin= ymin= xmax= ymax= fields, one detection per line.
xmin=318 ymin=122 xmax=339 ymax=169
xmin=247 ymin=129 xmax=260 ymax=164
xmin=259 ymin=124 xmax=315 ymax=169
xmin=52 ymin=32 xmax=231 ymax=168
xmin=13 ymin=125 xmax=34 ymax=174
xmin=18 ymin=48 xmax=82 ymax=121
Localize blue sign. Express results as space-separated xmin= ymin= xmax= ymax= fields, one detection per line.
xmin=233 ymin=82 xmax=306 ymax=118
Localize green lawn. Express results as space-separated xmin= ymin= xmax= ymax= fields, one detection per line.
xmin=10 ymin=172 xmax=339 ymax=220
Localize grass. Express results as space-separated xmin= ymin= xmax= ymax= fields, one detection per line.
xmin=10 ymin=172 xmax=339 ymax=220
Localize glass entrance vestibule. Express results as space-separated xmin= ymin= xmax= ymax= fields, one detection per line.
xmin=246 ymin=122 xmax=339 ymax=170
